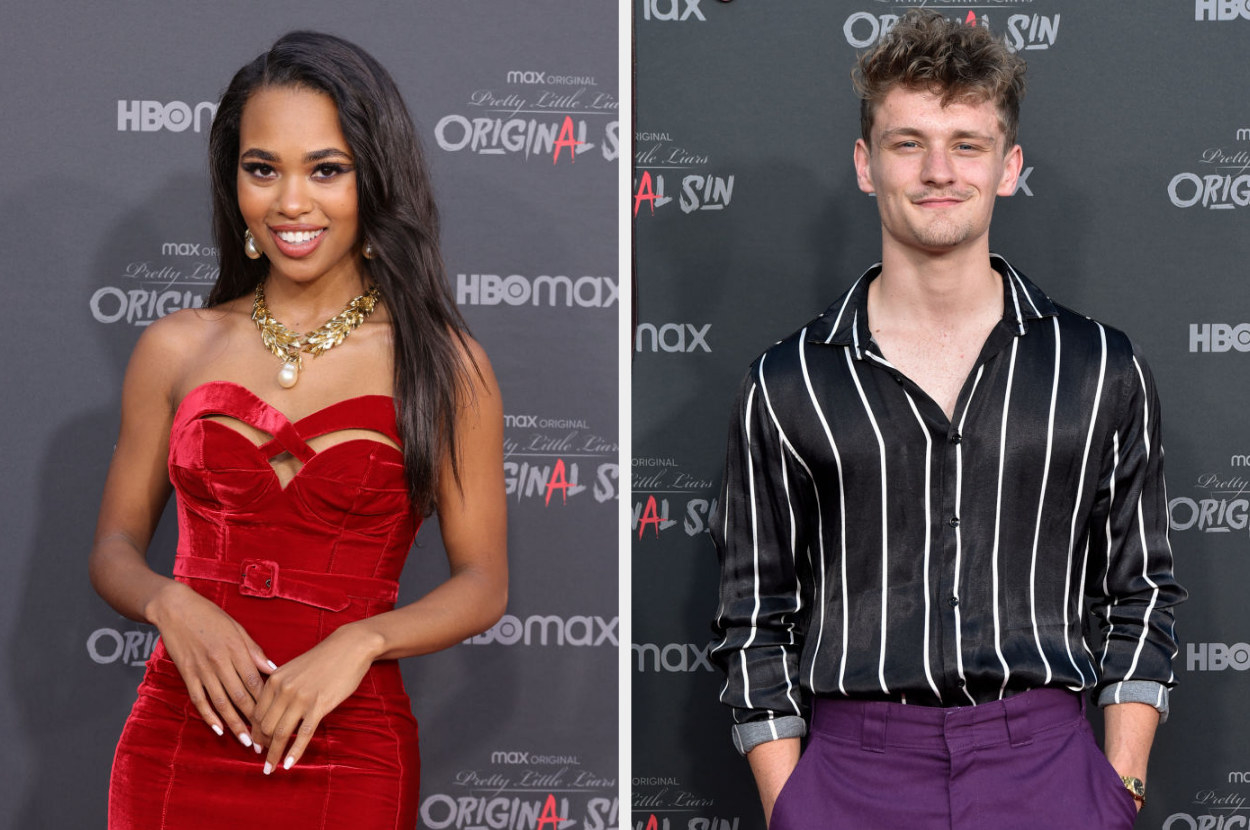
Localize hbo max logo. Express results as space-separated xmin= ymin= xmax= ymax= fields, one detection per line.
xmin=117 ymin=99 xmax=218 ymax=133
xmin=1187 ymin=642 xmax=1250 ymax=671
xmin=456 ymin=273 xmax=617 ymax=308
xmin=1195 ymin=0 xmax=1250 ymax=20
xmin=1189 ymin=323 xmax=1250 ymax=353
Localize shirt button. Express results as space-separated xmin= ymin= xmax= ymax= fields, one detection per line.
xmin=893 ymin=374 xmax=904 ymax=384
xmin=948 ymin=516 xmax=960 ymax=528
xmin=957 ymin=679 xmax=967 ymax=687
xmin=949 ymin=596 xmax=960 ymax=607
xmin=950 ymin=432 xmax=962 ymax=444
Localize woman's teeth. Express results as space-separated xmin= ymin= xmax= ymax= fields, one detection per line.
xmin=275 ymin=229 xmax=324 ymax=243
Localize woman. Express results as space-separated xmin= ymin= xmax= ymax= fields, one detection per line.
xmin=89 ymin=31 xmax=507 ymax=829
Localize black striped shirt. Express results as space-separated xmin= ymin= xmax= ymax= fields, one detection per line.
xmin=710 ymin=257 xmax=1184 ymax=753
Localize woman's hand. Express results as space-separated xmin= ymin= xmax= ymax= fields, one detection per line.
xmin=148 ymin=580 xmax=277 ymax=747
xmin=247 ymin=624 xmax=380 ymax=773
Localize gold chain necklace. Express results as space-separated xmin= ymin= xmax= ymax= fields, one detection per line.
xmin=251 ymin=283 xmax=381 ymax=388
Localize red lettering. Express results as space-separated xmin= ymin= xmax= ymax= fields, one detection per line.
xmin=552 ymin=116 xmax=585 ymax=164
xmin=545 ymin=459 xmax=572 ymax=506
xmin=645 ymin=816 xmax=660 ymax=830
xmin=638 ymin=495 xmax=664 ymax=539
xmin=634 ymin=171 xmax=657 ymax=217
xmin=536 ymin=794 xmax=567 ymax=830
xmin=965 ymin=11 xmax=976 ymax=24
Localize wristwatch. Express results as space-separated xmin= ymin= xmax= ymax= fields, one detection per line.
xmin=1120 ymin=776 xmax=1146 ymax=805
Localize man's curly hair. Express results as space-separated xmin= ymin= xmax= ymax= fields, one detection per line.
xmin=852 ymin=10 xmax=1027 ymax=149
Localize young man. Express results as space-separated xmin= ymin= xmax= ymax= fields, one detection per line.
xmin=710 ymin=11 xmax=1184 ymax=829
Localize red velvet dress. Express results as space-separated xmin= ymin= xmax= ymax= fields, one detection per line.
xmin=109 ymin=381 xmax=422 ymax=829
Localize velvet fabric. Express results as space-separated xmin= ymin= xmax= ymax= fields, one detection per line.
xmin=109 ymin=381 xmax=423 ymax=829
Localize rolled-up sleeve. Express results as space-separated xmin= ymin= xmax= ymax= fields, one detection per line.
xmin=1089 ymin=347 xmax=1186 ymax=719
xmin=710 ymin=356 xmax=814 ymax=753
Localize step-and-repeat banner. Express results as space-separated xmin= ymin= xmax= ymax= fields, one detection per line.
xmin=0 ymin=4 xmax=618 ymax=827
xmin=634 ymin=3 xmax=1248 ymax=829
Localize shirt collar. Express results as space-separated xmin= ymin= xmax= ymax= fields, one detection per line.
xmin=804 ymin=254 xmax=1059 ymax=358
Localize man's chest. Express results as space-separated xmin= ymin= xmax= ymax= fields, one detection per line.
xmin=871 ymin=321 xmax=1000 ymax=421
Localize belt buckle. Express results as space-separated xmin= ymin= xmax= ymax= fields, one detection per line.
xmin=239 ymin=559 xmax=279 ymax=599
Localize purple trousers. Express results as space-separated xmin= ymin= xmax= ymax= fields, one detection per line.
xmin=769 ymin=689 xmax=1138 ymax=830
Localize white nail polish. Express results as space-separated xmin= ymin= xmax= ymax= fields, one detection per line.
xmin=263 ymin=762 xmax=273 ymax=775
xmin=211 ymin=724 xmax=224 ymax=737
xmin=283 ymin=756 xmax=294 ymax=770
xmin=238 ymin=733 xmax=253 ymax=748
xmin=254 ymin=743 xmax=263 ymax=754
xmin=267 ymin=660 xmax=278 ymax=671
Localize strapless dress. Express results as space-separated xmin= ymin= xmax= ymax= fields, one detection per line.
xmin=109 ymin=381 xmax=422 ymax=829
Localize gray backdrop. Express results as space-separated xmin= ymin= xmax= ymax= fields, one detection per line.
xmin=633 ymin=3 xmax=1250 ymax=830
xmin=0 ymin=3 xmax=618 ymax=828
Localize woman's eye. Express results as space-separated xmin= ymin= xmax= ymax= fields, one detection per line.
xmin=241 ymin=162 xmax=276 ymax=179
xmin=313 ymin=163 xmax=351 ymax=180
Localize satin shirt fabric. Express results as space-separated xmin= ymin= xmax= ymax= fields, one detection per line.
xmin=710 ymin=257 xmax=1185 ymax=753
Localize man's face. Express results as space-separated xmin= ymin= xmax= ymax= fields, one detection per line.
xmin=853 ymin=86 xmax=1022 ymax=257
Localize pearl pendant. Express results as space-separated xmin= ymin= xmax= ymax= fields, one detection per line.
xmin=277 ymin=361 xmax=299 ymax=389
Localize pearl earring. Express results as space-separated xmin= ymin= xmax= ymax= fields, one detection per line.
xmin=363 ymin=241 xmax=376 ymax=260
xmin=244 ymin=229 xmax=263 ymax=260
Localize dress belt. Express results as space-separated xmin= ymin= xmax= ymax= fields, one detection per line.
xmin=173 ymin=556 xmax=399 ymax=613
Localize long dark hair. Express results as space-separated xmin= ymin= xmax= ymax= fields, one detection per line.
xmin=207 ymin=31 xmax=473 ymax=516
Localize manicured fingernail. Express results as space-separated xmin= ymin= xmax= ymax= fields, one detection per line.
xmin=253 ymin=743 xmax=263 ymax=754
xmin=283 ymin=756 xmax=294 ymax=770
xmin=211 ymin=724 xmax=224 ymax=737
xmin=267 ymin=660 xmax=278 ymax=670
xmin=238 ymin=732 xmax=253 ymax=748
xmin=263 ymin=762 xmax=273 ymax=775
